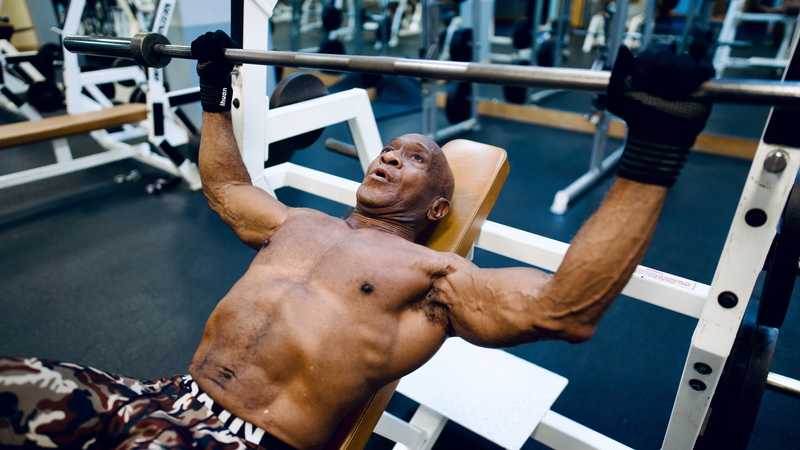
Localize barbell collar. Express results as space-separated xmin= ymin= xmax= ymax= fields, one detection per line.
xmin=64 ymin=33 xmax=800 ymax=106
xmin=131 ymin=32 xmax=171 ymax=68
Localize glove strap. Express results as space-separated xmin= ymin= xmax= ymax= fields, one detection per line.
xmin=200 ymin=82 xmax=232 ymax=113
xmin=617 ymin=136 xmax=689 ymax=187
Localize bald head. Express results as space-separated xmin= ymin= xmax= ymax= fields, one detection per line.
xmin=356 ymin=133 xmax=456 ymax=234
xmin=401 ymin=134 xmax=455 ymax=204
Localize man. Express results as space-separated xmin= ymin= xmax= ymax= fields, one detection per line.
xmin=0 ymin=31 xmax=713 ymax=449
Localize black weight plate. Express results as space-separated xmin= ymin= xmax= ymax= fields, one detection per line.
xmin=26 ymin=80 xmax=64 ymax=112
xmin=511 ymin=19 xmax=533 ymax=50
xmin=318 ymin=39 xmax=346 ymax=75
xmin=695 ymin=322 xmax=778 ymax=450
xmin=758 ymin=182 xmax=800 ymax=328
xmin=319 ymin=38 xmax=346 ymax=55
xmin=503 ymin=59 xmax=529 ymax=104
xmin=32 ymin=43 xmax=61 ymax=81
xmin=0 ymin=22 xmax=12 ymax=41
xmin=537 ymin=38 xmax=556 ymax=67
xmin=321 ymin=5 xmax=343 ymax=31
xmin=449 ymin=28 xmax=473 ymax=62
xmin=503 ymin=85 xmax=528 ymax=104
xmin=445 ymin=81 xmax=471 ymax=123
xmin=268 ymin=71 xmax=328 ymax=165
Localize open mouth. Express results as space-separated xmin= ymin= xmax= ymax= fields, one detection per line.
xmin=371 ymin=167 xmax=391 ymax=182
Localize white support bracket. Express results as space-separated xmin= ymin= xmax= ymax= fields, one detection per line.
xmin=265 ymin=88 xmax=383 ymax=171
xmin=662 ymin=141 xmax=800 ymax=449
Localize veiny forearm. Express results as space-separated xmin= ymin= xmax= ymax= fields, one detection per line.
xmin=538 ymin=178 xmax=667 ymax=340
xmin=197 ymin=112 xmax=288 ymax=248
xmin=437 ymin=179 xmax=667 ymax=346
xmin=199 ymin=112 xmax=251 ymax=189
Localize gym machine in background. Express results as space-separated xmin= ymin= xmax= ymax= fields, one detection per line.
xmin=497 ymin=0 xmax=575 ymax=105
xmin=714 ymin=0 xmax=800 ymax=76
xmin=0 ymin=16 xmax=64 ymax=117
xmin=550 ymin=0 xmax=629 ymax=215
xmin=0 ymin=0 xmax=203 ymax=192
xmin=62 ymin=0 xmax=201 ymax=184
xmin=284 ymin=0 xmax=359 ymax=54
xmin=422 ymin=0 xmax=490 ymax=141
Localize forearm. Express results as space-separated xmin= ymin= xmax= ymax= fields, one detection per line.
xmin=198 ymin=111 xmax=288 ymax=246
xmin=538 ymin=177 xmax=667 ymax=340
xmin=199 ymin=112 xmax=252 ymax=189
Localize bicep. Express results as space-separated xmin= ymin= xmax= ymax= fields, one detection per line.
xmin=204 ymin=182 xmax=289 ymax=248
xmin=434 ymin=260 xmax=554 ymax=347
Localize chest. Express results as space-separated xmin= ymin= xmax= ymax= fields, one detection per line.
xmin=255 ymin=213 xmax=437 ymax=307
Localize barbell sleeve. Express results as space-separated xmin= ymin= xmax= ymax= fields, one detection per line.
xmin=64 ymin=35 xmax=137 ymax=59
xmin=63 ymin=33 xmax=800 ymax=106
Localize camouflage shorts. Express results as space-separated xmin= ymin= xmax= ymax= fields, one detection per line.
xmin=0 ymin=357 xmax=295 ymax=449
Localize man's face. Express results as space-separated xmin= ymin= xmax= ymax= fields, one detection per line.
xmin=356 ymin=134 xmax=451 ymax=224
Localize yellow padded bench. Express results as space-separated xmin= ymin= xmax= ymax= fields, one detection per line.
xmin=327 ymin=139 xmax=510 ymax=450
xmin=0 ymin=104 xmax=147 ymax=150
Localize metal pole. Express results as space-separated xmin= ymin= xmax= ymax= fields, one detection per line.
xmin=767 ymin=372 xmax=800 ymax=399
xmin=290 ymin=0 xmax=302 ymax=51
xmin=605 ymin=0 xmax=628 ymax=67
xmin=352 ymin=0 xmax=363 ymax=54
xmin=641 ymin=0 xmax=656 ymax=50
xmin=553 ymin=0 xmax=570 ymax=67
xmin=231 ymin=0 xmax=244 ymax=49
xmin=679 ymin=0 xmax=700 ymax=53
xmin=530 ymin=0 xmax=543 ymax=65
xmin=420 ymin=0 xmax=438 ymax=138
xmin=470 ymin=0 xmax=480 ymax=123
xmin=62 ymin=33 xmax=800 ymax=106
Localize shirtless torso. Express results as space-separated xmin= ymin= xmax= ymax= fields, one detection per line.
xmin=191 ymin=112 xmax=667 ymax=449
xmin=190 ymin=209 xmax=457 ymax=448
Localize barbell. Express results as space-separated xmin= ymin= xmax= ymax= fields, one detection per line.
xmin=63 ymin=32 xmax=800 ymax=106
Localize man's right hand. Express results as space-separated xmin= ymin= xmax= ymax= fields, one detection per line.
xmin=191 ymin=30 xmax=237 ymax=113
xmin=607 ymin=45 xmax=714 ymax=187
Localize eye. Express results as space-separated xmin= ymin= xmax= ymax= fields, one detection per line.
xmin=412 ymin=154 xmax=424 ymax=163
xmin=381 ymin=147 xmax=392 ymax=153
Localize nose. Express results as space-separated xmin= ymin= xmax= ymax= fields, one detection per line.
xmin=381 ymin=149 xmax=402 ymax=168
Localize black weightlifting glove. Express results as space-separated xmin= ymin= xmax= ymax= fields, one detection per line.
xmin=191 ymin=30 xmax=237 ymax=113
xmin=607 ymin=46 xmax=715 ymax=187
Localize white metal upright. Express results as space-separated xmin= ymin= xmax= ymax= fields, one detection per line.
xmin=232 ymin=0 xmax=273 ymax=191
xmin=713 ymin=0 xmax=799 ymax=75
xmin=663 ymin=37 xmax=800 ymax=449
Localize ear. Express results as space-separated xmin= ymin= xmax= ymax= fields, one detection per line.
xmin=427 ymin=197 xmax=450 ymax=222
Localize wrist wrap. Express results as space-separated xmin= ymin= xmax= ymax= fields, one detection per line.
xmin=618 ymin=136 xmax=689 ymax=187
xmin=200 ymin=82 xmax=232 ymax=113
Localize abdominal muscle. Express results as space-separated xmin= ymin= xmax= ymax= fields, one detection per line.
xmin=189 ymin=269 xmax=403 ymax=449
